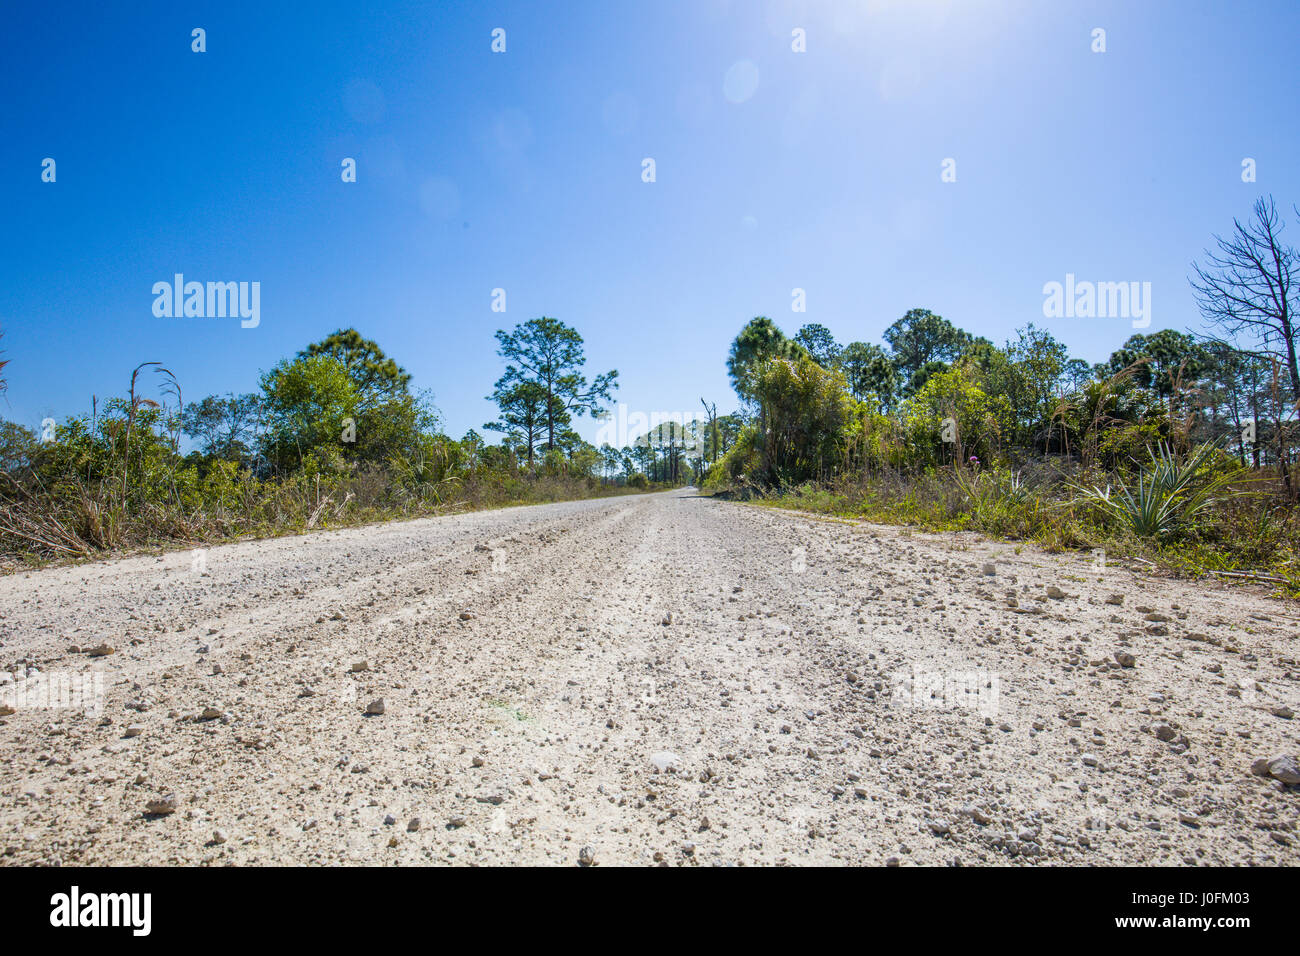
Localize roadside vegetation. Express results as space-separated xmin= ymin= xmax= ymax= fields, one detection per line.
xmin=0 ymin=322 xmax=666 ymax=566
xmin=700 ymin=197 xmax=1300 ymax=594
xmin=7 ymin=196 xmax=1299 ymax=590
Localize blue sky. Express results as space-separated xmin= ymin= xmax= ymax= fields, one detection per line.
xmin=3 ymin=0 xmax=1298 ymax=444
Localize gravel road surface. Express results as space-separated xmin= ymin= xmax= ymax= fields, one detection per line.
xmin=1 ymin=490 xmax=1297 ymax=865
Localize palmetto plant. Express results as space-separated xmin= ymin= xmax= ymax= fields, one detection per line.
xmin=997 ymin=468 xmax=1032 ymax=505
xmin=953 ymin=465 xmax=1032 ymax=509
xmin=1072 ymin=440 xmax=1244 ymax=538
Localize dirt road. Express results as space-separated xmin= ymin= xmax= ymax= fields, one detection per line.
xmin=1 ymin=490 xmax=1296 ymax=865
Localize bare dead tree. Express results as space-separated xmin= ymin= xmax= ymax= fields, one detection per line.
xmin=1191 ymin=196 xmax=1300 ymax=404
xmin=700 ymin=398 xmax=718 ymax=466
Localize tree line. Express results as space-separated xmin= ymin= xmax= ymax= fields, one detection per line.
xmin=710 ymin=196 xmax=1300 ymax=496
xmin=0 ymin=319 xmax=682 ymax=558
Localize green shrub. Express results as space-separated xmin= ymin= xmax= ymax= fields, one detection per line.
xmin=1072 ymin=440 xmax=1249 ymax=539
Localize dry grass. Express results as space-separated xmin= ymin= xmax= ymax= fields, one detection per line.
xmin=0 ymin=469 xmax=650 ymax=571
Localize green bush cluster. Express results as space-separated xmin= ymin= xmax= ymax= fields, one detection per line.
xmin=0 ymin=327 xmax=654 ymax=563
xmin=707 ymin=309 xmax=1300 ymax=591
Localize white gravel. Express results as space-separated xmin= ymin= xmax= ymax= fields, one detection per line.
xmin=0 ymin=489 xmax=1297 ymax=865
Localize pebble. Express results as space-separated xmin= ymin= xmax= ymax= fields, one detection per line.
xmin=649 ymin=751 xmax=682 ymax=773
xmin=1254 ymin=754 xmax=1300 ymax=784
xmin=365 ymin=699 xmax=386 ymax=715
xmin=144 ymin=794 xmax=178 ymax=815
xmin=578 ymin=845 xmax=596 ymax=866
